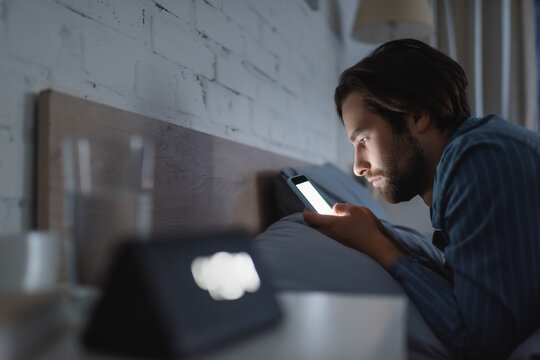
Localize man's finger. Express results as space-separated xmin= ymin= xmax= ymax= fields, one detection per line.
xmin=303 ymin=209 xmax=331 ymax=227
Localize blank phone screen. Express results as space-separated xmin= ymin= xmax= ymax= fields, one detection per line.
xmin=296 ymin=181 xmax=334 ymax=215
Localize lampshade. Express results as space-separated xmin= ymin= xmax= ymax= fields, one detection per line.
xmin=352 ymin=0 xmax=435 ymax=43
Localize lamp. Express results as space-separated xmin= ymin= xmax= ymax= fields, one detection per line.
xmin=352 ymin=0 xmax=435 ymax=43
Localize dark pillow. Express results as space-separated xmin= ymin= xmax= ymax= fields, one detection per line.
xmin=509 ymin=328 xmax=540 ymax=360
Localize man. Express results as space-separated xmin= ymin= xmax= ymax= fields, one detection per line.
xmin=303 ymin=39 xmax=540 ymax=359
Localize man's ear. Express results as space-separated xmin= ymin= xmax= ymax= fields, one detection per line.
xmin=410 ymin=111 xmax=431 ymax=133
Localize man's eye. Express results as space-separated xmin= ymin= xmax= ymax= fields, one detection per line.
xmin=359 ymin=137 xmax=368 ymax=144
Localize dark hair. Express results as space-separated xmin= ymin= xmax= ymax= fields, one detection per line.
xmin=334 ymin=39 xmax=470 ymax=133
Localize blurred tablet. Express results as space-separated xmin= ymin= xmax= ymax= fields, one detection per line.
xmin=83 ymin=230 xmax=282 ymax=358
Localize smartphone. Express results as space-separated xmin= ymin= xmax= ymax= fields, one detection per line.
xmin=287 ymin=175 xmax=334 ymax=215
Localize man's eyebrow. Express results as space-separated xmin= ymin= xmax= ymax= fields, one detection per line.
xmin=349 ymin=129 xmax=364 ymax=142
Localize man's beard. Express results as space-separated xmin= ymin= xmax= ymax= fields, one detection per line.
xmin=368 ymin=129 xmax=426 ymax=203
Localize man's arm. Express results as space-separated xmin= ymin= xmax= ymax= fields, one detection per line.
xmin=391 ymin=142 xmax=540 ymax=359
xmin=304 ymin=142 xmax=540 ymax=359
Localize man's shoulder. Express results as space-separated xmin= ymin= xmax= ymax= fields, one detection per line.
xmin=442 ymin=115 xmax=540 ymax=162
xmin=434 ymin=115 xmax=540 ymax=199
xmin=432 ymin=115 xmax=540 ymax=228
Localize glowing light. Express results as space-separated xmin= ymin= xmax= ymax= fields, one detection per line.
xmin=191 ymin=251 xmax=261 ymax=301
xmin=296 ymin=182 xmax=334 ymax=215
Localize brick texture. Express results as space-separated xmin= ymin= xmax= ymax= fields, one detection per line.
xmin=0 ymin=0 xmax=352 ymax=233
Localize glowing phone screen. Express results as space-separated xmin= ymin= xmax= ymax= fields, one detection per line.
xmin=296 ymin=181 xmax=334 ymax=215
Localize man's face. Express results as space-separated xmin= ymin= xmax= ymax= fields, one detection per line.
xmin=342 ymin=92 xmax=426 ymax=203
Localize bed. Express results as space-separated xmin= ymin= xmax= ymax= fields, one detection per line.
xmin=34 ymin=90 xmax=539 ymax=359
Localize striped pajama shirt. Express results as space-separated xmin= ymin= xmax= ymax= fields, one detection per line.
xmin=389 ymin=115 xmax=540 ymax=359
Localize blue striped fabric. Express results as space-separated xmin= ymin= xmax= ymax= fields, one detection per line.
xmin=389 ymin=115 xmax=540 ymax=359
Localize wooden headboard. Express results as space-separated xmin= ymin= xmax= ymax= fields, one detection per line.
xmin=36 ymin=90 xmax=309 ymax=238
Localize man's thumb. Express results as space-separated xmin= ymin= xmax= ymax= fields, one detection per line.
xmin=332 ymin=202 xmax=351 ymax=215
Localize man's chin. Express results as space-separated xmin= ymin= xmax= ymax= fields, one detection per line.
xmin=379 ymin=186 xmax=416 ymax=204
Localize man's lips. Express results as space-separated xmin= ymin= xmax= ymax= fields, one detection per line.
xmin=367 ymin=176 xmax=382 ymax=187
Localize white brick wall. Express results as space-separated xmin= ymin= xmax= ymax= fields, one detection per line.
xmin=151 ymin=10 xmax=214 ymax=78
xmin=245 ymin=37 xmax=278 ymax=80
xmin=195 ymin=1 xmax=245 ymax=54
xmin=0 ymin=0 xmax=358 ymax=234
xmin=216 ymin=51 xmax=258 ymax=96
xmin=150 ymin=0 xmax=191 ymax=24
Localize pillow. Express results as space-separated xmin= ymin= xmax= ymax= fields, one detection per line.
xmin=252 ymin=213 xmax=452 ymax=359
xmin=509 ymin=328 xmax=540 ymax=360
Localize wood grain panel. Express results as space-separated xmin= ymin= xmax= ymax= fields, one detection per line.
xmin=36 ymin=89 xmax=309 ymax=237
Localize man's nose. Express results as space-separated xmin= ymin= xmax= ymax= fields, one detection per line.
xmin=353 ymin=157 xmax=369 ymax=177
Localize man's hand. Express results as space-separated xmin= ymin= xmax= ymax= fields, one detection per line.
xmin=303 ymin=203 xmax=405 ymax=270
